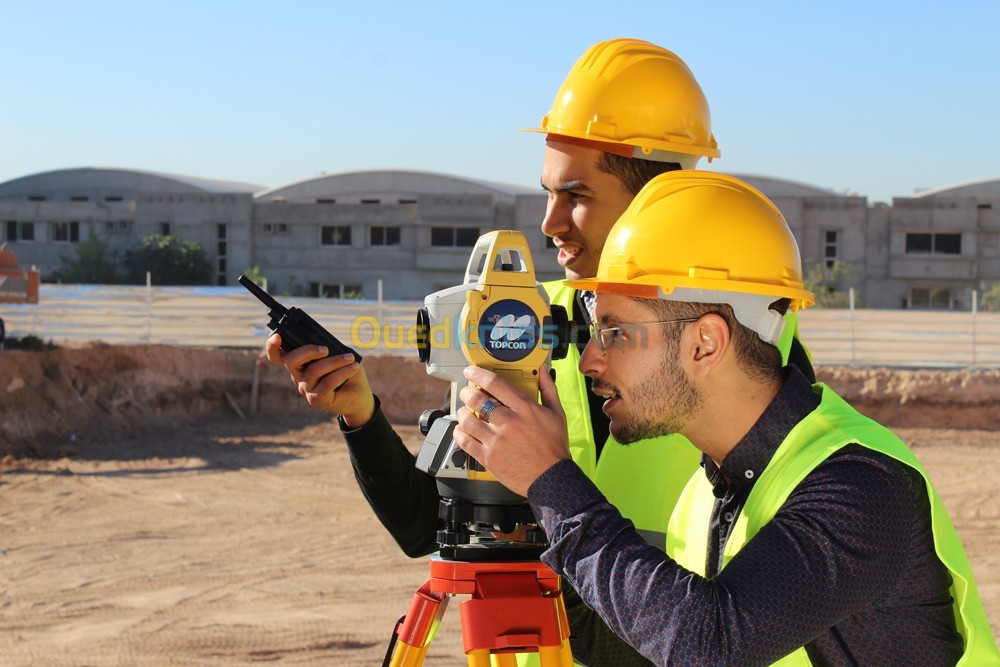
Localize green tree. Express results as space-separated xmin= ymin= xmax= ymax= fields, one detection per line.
xmin=123 ymin=234 xmax=213 ymax=285
xmin=50 ymin=227 xmax=123 ymax=284
xmin=803 ymin=260 xmax=859 ymax=308
xmin=979 ymin=282 xmax=1000 ymax=312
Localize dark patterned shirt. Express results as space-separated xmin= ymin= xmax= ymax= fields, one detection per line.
xmin=528 ymin=367 xmax=963 ymax=666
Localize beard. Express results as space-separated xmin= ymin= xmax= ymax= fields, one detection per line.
xmin=609 ymin=340 xmax=702 ymax=445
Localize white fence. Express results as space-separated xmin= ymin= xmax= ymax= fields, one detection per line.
xmin=2 ymin=285 xmax=1000 ymax=368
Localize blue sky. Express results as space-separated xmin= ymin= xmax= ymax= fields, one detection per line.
xmin=2 ymin=1 xmax=998 ymax=204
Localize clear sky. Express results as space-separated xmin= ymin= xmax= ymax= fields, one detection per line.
xmin=2 ymin=1 xmax=998 ymax=204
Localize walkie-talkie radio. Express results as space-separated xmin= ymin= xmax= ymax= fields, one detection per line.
xmin=238 ymin=274 xmax=361 ymax=363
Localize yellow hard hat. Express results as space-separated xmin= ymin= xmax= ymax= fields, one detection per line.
xmin=568 ymin=171 xmax=813 ymax=341
xmin=527 ymin=38 xmax=720 ymax=163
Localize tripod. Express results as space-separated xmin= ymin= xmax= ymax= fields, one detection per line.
xmin=384 ymin=556 xmax=573 ymax=666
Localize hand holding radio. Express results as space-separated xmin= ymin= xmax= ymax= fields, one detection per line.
xmin=241 ymin=275 xmax=376 ymax=427
xmin=264 ymin=334 xmax=376 ymax=427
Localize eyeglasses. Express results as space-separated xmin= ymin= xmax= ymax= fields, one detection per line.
xmin=588 ymin=318 xmax=699 ymax=354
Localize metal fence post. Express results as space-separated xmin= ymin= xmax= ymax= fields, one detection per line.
xmin=849 ymin=287 xmax=857 ymax=367
xmin=146 ymin=271 xmax=153 ymax=344
xmin=377 ymin=278 xmax=384 ymax=325
xmin=972 ymin=289 xmax=978 ymax=367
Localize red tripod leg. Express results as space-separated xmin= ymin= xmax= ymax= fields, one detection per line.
xmin=387 ymin=581 xmax=449 ymax=667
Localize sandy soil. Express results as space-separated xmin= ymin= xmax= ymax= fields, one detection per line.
xmin=1 ymin=347 xmax=998 ymax=665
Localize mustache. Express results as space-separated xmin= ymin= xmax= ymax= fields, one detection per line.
xmin=591 ymin=381 xmax=621 ymax=397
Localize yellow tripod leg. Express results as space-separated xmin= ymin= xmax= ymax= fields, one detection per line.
xmin=537 ymin=642 xmax=574 ymax=667
xmin=388 ymin=641 xmax=430 ymax=667
xmin=467 ymin=648 xmax=491 ymax=667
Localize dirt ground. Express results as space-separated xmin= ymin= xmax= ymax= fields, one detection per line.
xmin=1 ymin=347 xmax=998 ymax=665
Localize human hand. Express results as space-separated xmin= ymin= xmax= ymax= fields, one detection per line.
xmin=452 ymin=364 xmax=569 ymax=497
xmin=265 ymin=333 xmax=376 ymax=427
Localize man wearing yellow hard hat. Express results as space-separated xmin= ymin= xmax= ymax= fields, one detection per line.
xmin=453 ymin=171 xmax=998 ymax=665
xmin=268 ymin=39 xmax=811 ymax=663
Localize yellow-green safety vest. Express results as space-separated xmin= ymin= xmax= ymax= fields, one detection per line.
xmin=666 ymin=383 xmax=1000 ymax=666
xmin=514 ymin=282 xmax=806 ymax=667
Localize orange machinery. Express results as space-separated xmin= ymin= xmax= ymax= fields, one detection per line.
xmin=0 ymin=242 xmax=40 ymax=304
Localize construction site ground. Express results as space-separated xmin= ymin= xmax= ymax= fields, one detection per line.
xmin=1 ymin=345 xmax=998 ymax=665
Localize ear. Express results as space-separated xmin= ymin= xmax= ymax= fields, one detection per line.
xmin=687 ymin=313 xmax=731 ymax=376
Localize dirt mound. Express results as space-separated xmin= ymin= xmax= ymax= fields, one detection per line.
xmin=1 ymin=345 xmax=997 ymax=458
xmin=0 ymin=345 xmax=446 ymax=458
xmin=817 ymin=366 xmax=1000 ymax=430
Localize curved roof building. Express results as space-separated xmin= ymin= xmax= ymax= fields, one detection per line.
xmin=0 ymin=167 xmax=264 ymax=200
xmin=912 ymin=177 xmax=1000 ymax=200
xmin=1 ymin=165 xmax=997 ymax=307
xmin=256 ymin=169 xmax=536 ymax=203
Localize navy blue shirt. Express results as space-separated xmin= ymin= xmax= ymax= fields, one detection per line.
xmin=528 ymin=367 xmax=963 ymax=666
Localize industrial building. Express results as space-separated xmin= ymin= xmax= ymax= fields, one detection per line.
xmin=1 ymin=167 xmax=998 ymax=308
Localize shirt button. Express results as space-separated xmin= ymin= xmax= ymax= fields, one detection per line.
xmin=744 ymin=469 xmax=755 ymax=479
xmin=724 ymin=512 xmax=734 ymax=522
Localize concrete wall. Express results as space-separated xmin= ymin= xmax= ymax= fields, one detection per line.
xmin=4 ymin=168 xmax=1000 ymax=307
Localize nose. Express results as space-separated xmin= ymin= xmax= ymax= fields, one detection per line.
xmin=578 ymin=336 xmax=605 ymax=378
xmin=541 ymin=195 xmax=571 ymax=239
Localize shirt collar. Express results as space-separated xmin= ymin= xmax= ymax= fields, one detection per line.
xmin=702 ymin=365 xmax=820 ymax=497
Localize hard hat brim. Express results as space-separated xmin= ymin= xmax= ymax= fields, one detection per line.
xmin=519 ymin=126 xmax=721 ymax=159
xmin=566 ymin=276 xmax=815 ymax=311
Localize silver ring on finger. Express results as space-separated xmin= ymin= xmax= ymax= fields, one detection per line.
xmin=479 ymin=399 xmax=502 ymax=424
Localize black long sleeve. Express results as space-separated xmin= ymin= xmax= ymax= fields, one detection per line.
xmin=341 ymin=397 xmax=441 ymax=557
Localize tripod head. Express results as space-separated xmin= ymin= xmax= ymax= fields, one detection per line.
xmin=413 ymin=231 xmax=569 ymax=560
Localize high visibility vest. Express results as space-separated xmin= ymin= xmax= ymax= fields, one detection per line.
xmin=666 ymin=384 xmax=1000 ymax=666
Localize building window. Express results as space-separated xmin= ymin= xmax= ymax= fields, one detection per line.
xmin=51 ymin=221 xmax=80 ymax=243
xmin=431 ymin=226 xmax=479 ymax=248
xmin=105 ymin=220 xmax=131 ymax=233
xmin=28 ymin=195 xmax=45 ymax=202
xmin=398 ymin=198 xmax=417 ymax=204
xmin=159 ymin=222 xmax=172 ymax=236
xmin=823 ymin=230 xmax=838 ymax=267
xmin=216 ymin=224 xmax=228 ymax=284
xmin=309 ymin=282 xmax=363 ymax=299
xmin=70 ymin=196 xmax=89 ymax=202
xmin=321 ymin=225 xmax=352 ymax=246
xmin=370 ymin=225 xmax=401 ymax=247
xmin=910 ymin=288 xmax=952 ymax=309
xmin=905 ymin=232 xmax=961 ymax=255
xmin=262 ymin=222 xmax=290 ymax=235
xmin=105 ymin=196 xmax=124 ymax=202
xmin=316 ymin=198 xmax=337 ymax=204
xmin=361 ymin=198 xmax=381 ymax=205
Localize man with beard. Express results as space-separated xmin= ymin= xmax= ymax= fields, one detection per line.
xmin=452 ymin=171 xmax=996 ymax=665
